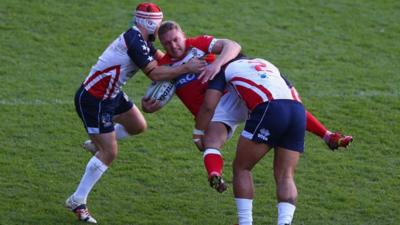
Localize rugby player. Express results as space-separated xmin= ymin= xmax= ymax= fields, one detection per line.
xmin=145 ymin=21 xmax=352 ymax=195
xmin=194 ymin=57 xmax=309 ymax=225
xmin=65 ymin=3 xmax=206 ymax=223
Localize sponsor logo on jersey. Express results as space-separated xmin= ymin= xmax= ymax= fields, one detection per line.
xmin=174 ymin=73 xmax=197 ymax=88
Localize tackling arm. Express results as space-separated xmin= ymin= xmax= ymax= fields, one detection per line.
xmin=198 ymin=39 xmax=241 ymax=83
xmin=143 ymin=58 xmax=207 ymax=81
xmin=193 ymin=89 xmax=223 ymax=150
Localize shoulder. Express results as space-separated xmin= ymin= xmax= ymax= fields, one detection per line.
xmin=186 ymin=35 xmax=216 ymax=51
xmin=123 ymin=27 xmax=148 ymax=50
xmin=158 ymin=54 xmax=173 ymax=65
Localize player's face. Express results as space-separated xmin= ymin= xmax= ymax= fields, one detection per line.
xmin=159 ymin=29 xmax=186 ymax=59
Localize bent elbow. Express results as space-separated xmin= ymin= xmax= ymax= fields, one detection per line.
xmin=233 ymin=41 xmax=241 ymax=53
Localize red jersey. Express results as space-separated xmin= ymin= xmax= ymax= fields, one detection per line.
xmin=158 ymin=35 xmax=217 ymax=116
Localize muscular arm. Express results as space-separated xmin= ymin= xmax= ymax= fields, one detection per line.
xmin=143 ymin=58 xmax=206 ymax=81
xmin=198 ymin=39 xmax=241 ymax=83
xmin=195 ymin=89 xmax=224 ymax=131
xmin=210 ymin=39 xmax=241 ymax=69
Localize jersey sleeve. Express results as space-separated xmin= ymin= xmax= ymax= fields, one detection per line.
xmin=147 ymin=41 xmax=157 ymax=57
xmin=186 ymin=35 xmax=216 ymax=53
xmin=124 ymin=29 xmax=155 ymax=69
xmin=207 ymin=70 xmax=226 ymax=93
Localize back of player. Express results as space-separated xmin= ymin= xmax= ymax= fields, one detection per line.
xmin=207 ymin=58 xmax=305 ymax=225
xmin=219 ymin=58 xmax=305 ymax=150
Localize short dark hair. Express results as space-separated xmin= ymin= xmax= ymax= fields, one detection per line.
xmin=158 ymin=21 xmax=182 ymax=38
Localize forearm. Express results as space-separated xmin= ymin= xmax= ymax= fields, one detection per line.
xmin=213 ymin=40 xmax=241 ymax=67
xmin=147 ymin=64 xmax=189 ymax=81
xmin=194 ymin=89 xmax=222 ymax=148
xmin=195 ymin=106 xmax=215 ymax=131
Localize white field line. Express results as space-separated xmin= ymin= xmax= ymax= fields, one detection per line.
xmin=0 ymin=99 xmax=71 ymax=105
xmin=0 ymin=91 xmax=398 ymax=106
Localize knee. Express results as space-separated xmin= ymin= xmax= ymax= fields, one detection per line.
xmin=203 ymin=134 xmax=225 ymax=149
xmin=97 ymin=142 xmax=118 ymax=162
xmin=101 ymin=148 xmax=118 ymax=163
xmin=274 ymin=169 xmax=295 ymax=184
xmin=140 ymin=121 xmax=148 ymax=133
xmin=233 ymin=157 xmax=252 ymax=175
xmin=126 ymin=121 xmax=147 ymax=135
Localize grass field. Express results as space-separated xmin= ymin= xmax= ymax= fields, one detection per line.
xmin=1 ymin=0 xmax=399 ymax=224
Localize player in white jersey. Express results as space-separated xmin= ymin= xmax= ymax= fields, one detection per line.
xmin=65 ymin=3 xmax=207 ymax=224
xmin=195 ymin=57 xmax=307 ymax=225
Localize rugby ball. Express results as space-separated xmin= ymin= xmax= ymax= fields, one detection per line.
xmin=144 ymin=80 xmax=176 ymax=106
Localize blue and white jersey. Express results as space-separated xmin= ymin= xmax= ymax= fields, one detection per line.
xmin=82 ymin=26 xmax=156 ymax=99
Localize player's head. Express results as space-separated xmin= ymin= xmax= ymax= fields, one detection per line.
xmin=134 ymin=2 xmax=163 ymax=41
xmin=158 ymin=21 xmax=186 ymax=59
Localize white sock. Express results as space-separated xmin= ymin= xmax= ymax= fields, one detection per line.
xmin=73 ymin=156 xmax=108 ymax=204
xmin=235 ymin=198 xmax=253 ymax=225
xmin=277 ymin=202 xmax=296 ymax=225
xmin=115 ymin=123 xmax=129 ymax=140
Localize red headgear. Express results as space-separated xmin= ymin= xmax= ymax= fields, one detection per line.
xmin=134 ymin=2 xmax=163 ymax=35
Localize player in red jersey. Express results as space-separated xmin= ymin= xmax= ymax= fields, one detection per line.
xmin=65 ymin=4 xmax=207 ymax=224
xmin=142 ymin=21 xmax=352 ymax=194
xmin=143 ymin=21 xmax=245 ymax=193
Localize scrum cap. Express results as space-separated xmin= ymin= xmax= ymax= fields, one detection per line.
xmin=134 ymin=2 xmax=163 ymax=35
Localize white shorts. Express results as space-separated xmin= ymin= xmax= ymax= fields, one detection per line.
xmin=211 ymin=90 xmax=249 ymax=139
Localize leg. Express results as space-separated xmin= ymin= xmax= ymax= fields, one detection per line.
xmin=66 ymin=132 xmax=117 ymax=223
xmin=113 ymin=105 xmax=147 ymax=136
xmin=72 ymin=133 xmax=117 ymax=203
xmin=73 ymin=132 xmax=117 ymax=205
xmin=91 ymin=132 xmax=118 ymax=166
xmin=233 ymin=136 xmax=271 ymax=198
xmin=202 ymin=122 xmax=229 ymax=192
xmin=84 ymin=105 xmax=147 ymax=154
xmin=203 ymin=121 xmax=229 ymax=149
xmin=233 ymin=136 xmax=271 ymax=225
xmin=273 ymin=147 xmax=300 ymax=225
xmin=293 ymin=86 xmax=353 ymax=150
xmin=306 ymin=111 xmax=353 ymax=150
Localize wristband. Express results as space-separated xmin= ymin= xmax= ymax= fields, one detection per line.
xmin=193 ymin=128 xmax=205 ymax=135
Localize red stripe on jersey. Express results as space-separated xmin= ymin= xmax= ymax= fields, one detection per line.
xmin=104 ymin=66 xmax=121 ymax=99
xmin=87 ymin=76 xmax=111 ymax=98
xmin=84 ymin=65 xmax=121 ymax=99
xmin=84 ymin=66 xmax=120 ymax=86
xmin=231 ymin=77 xmax=274 ymax=101
xmin=234 ymin=85 xmax=265 ymax=110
